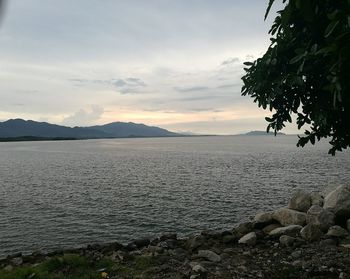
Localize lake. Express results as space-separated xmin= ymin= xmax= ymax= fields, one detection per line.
xmin=0 ymin=136 xmax=349 ymax=257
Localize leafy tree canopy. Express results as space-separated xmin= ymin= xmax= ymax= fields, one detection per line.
xmin=241 ymin=0 xmax=350 ymax=155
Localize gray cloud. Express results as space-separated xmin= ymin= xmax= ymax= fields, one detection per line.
xmin=68 ymin=77 xmax=147 ymax=94
xmin=62 ymin=105 xmax=104 ymax=126
xmin=174 ymin=86 xmax=210 ymax=92
xmin=221 ymin=57 xmax=240 ymax=66
xmin=216 ymin=83 xmax=241 ymax=89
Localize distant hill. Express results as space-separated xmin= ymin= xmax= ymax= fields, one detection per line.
xmin=0 ymin=119 xmax=179 ymax=140
xmin=238 ymin=130 xmax=286 ymax=136
xmin=90 ymin=122 xmax=177 ymax=137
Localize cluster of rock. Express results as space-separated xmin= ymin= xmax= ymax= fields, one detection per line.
xmin=1 ymin=185 xmax=350 ymax=278
xmin=237 ymin=185 xmax=350 ymax=248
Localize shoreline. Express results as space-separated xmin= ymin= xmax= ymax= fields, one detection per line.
xmin=1 ymin=186 xmax=350 ymax=278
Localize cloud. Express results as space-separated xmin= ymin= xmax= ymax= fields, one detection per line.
xmin=221 ymin=57 xmax=240 ymax=66
xmin=174 ymin=86 xmax=210 ymax=92
xmin=62 ymin=105 xmax=104 ymax=126
xmin=68 ymin=77 xmax=147 ymax=94
xmin=216 ymin=83 xmax=241 ymax=89
xmin=113 ymin=77 xmax=146 ymax=94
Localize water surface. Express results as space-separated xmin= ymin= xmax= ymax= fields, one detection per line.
xmin=0 ymin=136 xmax=349 ymax=257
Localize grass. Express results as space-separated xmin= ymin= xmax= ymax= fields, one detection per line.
xmin=0 ymin=254 xmax=159 ymax=279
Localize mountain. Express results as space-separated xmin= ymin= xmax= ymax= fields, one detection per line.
xmin=0 ymin=119 xmax=179 ymax=140
xmin=238 ymin=130 xmax=286 ymax=136
xmin=90 ymin=122 xmax=177 ymax=137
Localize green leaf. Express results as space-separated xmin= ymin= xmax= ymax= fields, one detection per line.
xmin=243 ymin=61 xmax=254 ymax=66
xmin=264 ymin=0 xmax=275 ymax=20
xmin=290 ymin=53 xmax=306 ymax=64
xmin=325 ymin=20 xmax=339 ymax=38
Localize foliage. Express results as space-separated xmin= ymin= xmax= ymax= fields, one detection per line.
xmin=0 ymin=254 xmax=158 ymax=279
xmin=241 ymin=0 xmax=350 ymax=155
xmin=0 ymin=254 xmax=111 ymax=279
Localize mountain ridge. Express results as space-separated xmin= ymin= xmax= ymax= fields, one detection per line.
xmin=0 ymin=119 xmax=179 ymax=140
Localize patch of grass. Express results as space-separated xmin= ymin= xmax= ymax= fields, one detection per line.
xmin=0 ymin=254 xmax=113 ymax=279
xmin=0 ymin=254 xmax=160 ymax=279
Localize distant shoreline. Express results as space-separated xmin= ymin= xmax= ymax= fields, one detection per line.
xmin=0 ymin=134 xmax=218 ymax=143
xmin=0 ymin=134 xmax=298 ymax=143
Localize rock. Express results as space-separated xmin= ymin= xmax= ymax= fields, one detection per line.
xmin=273 ymin=208 xmax=306 ymax=226
xmin=254 ymin=212 xmax=274 ymax=228
xmin=327 ymin=225 xmax=349 ymax=238
xmin=238 ymin=232 xmax=257 ymax=246
xmin=311 ymin=192 xmax=324 ymax=206
xmin=347 ymin=219 xmax=350 ymax=232
xmin=4 ymin=265 xmax=13 ymax=271
xmin=324 ymin=185 xmax=350 ymax=218
xmin=279 ymin=235 xmax=297 ymax=247
xmin=192 ymin=264 xmax=207 ymax=274
xmin=269 ymin=225 xmax=302 ymax=237
xmin=262 ymin=223 xmax=282 ymax=234
xmin=300 ymin=224 xmax=323 ymax=242
xmin=186 ymin=235 xmax=206 ymax=251
xmin=306 ymin=205 xmax=335 ymax=231
xmin=288 ymin=189 xmax=311 ymax=212
xmin=222 ymin=235 xmax=236 ymax=244
xmin=146 ymin=246 xmax=164 ymax=255
xmin=10 ymin=257 xmax=23 ymax=266
xmin=339 ymin=237 xmax=350 ymax=248
xmin=197 ymin=250 xmax=221 ymax=262
xmin=234 ymin=222 xmax=253 ymax=237
xmin=319 ymin=238 xmax=337 ymax=246
xmin=133 ymin=238 xmax=150 ymax=248
xmin=160 ymin=233 xmax=177 ymax=241
xmin=291 ymin=250 xmax=302 ymax=259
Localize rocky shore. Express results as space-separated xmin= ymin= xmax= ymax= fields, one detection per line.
xmin=1 ymin=185 xmax=350 ymax=279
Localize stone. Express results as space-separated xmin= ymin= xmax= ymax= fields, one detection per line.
xmin=262 ymin=223 xmax=282 ymax=234
xmin=306 ymin=205 xmax=335 ymax=231
xmin=273 ymin=208 xmax=306 ymax=226
xmin=324 ymin=185 xmax=350 ymax=218
xmin=269 ymin=225 xmax=302 ymax=237
xmin=319 ymin=239 xmax=337 ymax=246
xmin=339 ymin=237 xmax=350 ymax=248
xmin=10 ymin=257 xmax=23 ymax=266
xmin=254 ymin=212 xmax=274 ymax=228
xmin=186 ymin=235 xmax=206 ymax=251
xmin=160 ymin=233 xmax=177 ymax=241
xmin=300 ymin=224 xmax=323 ymax=242
xmin=222 ymin=235 xmax=236 ymax=244
xmin=279 ymin=235 xmax=297 ymax=247
xmin=311 ymin=192 xmax=324 ymax=207
xmin=133 ymin=238 xmax=150 ymax=248
xmin=197 ymin=250 xmax=221 ymax=262
xmin=146 ymin=246 xmax=164 ymax=255
xmin=234 ymin=222 xmax=253 ymax=237
xmin=4 ymin=265 xmax=13 ymax=271
xmin=288 ymin=189 xmax=311 ymax=212
xmin=291 ymin=250 xmax=302 ymax=259
xmin=327 ymin=225 xmax=349 ymax=238
xmin=238 ymin=232 xmax=257 ymax=246
xmin=192 ymin=264 xmax=207 ymax=273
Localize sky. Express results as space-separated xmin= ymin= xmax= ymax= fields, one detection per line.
xmin=0 ymin=0 xmax=295 ymax=134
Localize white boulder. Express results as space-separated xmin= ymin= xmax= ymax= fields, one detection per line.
xmin=273 ymin=208 xmax=306 ymax=226
xmin=238 ymin=232 xmax=257 ymax=246
xmin=306 ymin=205 xmax=335 ymax=231
xmin=288 ymin=189 xmax=311 ymax=212
xmin=324 ymin=185 xmax=350 ymax=217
